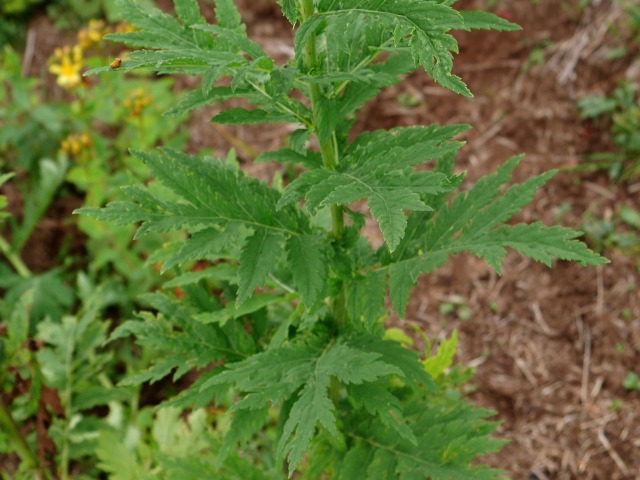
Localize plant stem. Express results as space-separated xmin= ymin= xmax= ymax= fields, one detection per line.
xmin=0 ymin=235 xmax=31 ymax=278
xmin=300 ymin=0 xmax=346 ymax=328
xmin=0 ymin=399 xmax=53 ymax=480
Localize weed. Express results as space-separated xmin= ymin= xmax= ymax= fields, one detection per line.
xmin=73 ymin=1 xmax=609 ymax=477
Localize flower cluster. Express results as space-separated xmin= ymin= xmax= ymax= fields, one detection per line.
xmin=77 ymin=19 xmax=108 ymax=50
xmin=59 ymin=132 xmax=92 ymax=162
xmin=124 ymin=88 xmax=153 ymax=117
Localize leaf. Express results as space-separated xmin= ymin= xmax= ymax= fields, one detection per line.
xmin=195 ymin=293 xmax=289 ymax=325
xmin=460 ymin=11 xmax=521 ymax=31
xmin=278 ymin=0 xmax=299 ymax=25
xmin=255 ymin=148 xmax=322 ymax=169
xmin=298 ymin=1 xmax=473 ymax=95
xmin=12 ymin=157 xmax=67 ymax=251
xmin=349 ymin=383 xmax=417 ymax=445
xmin=342 ymin=391 xmax=508 ymax=480
xmin=237 ymin=229 xmax=286 ymax=304
xmin=212 ymin=108 xmax=299 ymax=125
xmin=164 ymin=87 xmax=252 ymax=117
xmin=96 ymin=431 xmax=145 ymax=480
xmin=76 ymin=149 xmax=310 ymax=299
xmin=286 ymin=235 xmax=327 ymax=306
xmin=103 ymin=0 xmax=212 ymax=50
xmin=277 ymin=340 xmax=402 ymax=475
xmin=383 ymin=155 xmax=608 ymax=317
xmin=280 ymin=125 xmax=463 ymax=251
xmin=368 ymin=189 xmax=431 ymax=252
xmin=214 ymin=0 xmax=243 ymax=30
xmin=423 ymin=329 xmax=458 ymax=378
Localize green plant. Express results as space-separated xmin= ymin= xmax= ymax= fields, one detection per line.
xmin=578 ymin=82 xmax=640 ymax=180
xmin=78 ymin=0 xmax=607 ymax=477
xmin=623 ymin=371 xmax=640 ymax=391
xmin=0 ymin=28 xmax=194 ymax=478
xmin=582 ymin=205 xmax=640 ymax=258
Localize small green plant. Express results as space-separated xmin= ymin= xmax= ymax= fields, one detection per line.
xmin=578 ymin=82 xmax=640 ymax=181
xmin=77 ymin=0 xmax=607 ymax=477
xmin=582 ymin=205 xmax=640 ymax=257
xmin=623 ymin=371 xmax=640 ymax=391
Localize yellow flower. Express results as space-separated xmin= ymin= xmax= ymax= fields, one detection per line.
xmin=114 ymin=21 xmax=136 ymax=34
xmin=125 ymin=88 xmax=153 ymax=117
xmin=49 ymin=45 xmax=84 ymax=89
xmin=59 ymin=133 xmax=92 ymax=162
xmin=77 ymin=19 xmax=107 ymax=49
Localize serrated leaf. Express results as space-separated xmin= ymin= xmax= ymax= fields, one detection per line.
xmin=164 ymin=86 xmax=252 ymax=117
xmin=383 ymin=156 xmax=607 ymax=317
xmin=213 ymin=108 xmax=298 ymax=125
xmin=161 ymin=223 xmax=251 ymax=272
xmin=460 ymin=10 xmax=521 ymax=31
xmin=195 ymin=293 xmax=287 ymax=325
xmin=286 ymin=235 xmax=327 ymax=306
xmin=278 ymin=0 xmax=299 ymax=25
xmin=237 ymin=229 xmax=286 ymax=304
xmin=255 ymin=148 xmax=322 ymax=169
xmin=277 ymin=340 xmax=402 ymax=474
xmin=349 ymin=383 xmax=417 ymax=445
xmin=297 ymin=1 xmax=475 ymax=95
xmin=214 ymin=0 xmax=243 ymax=30
xmin=369 ymin=189 xmax=431 ymax=252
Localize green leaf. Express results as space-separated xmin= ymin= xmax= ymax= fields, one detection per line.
xmin=281 ymin=125 xmax=463 ymax=251
xmin=298 ymin=1 xmax=474 ymax=95
xmin=195 ymin=293 xmax=288 ymax=325
xmin=78 ymin=147 xmax=308 ymax=240
xmin=349 ymin=383 xmax=417 ymax=445
xmin=423 ymin=329 xmax=459 ymax=378
xmin=164 ymin=87 xmax=252 ymax=117
xmin=255 ymin=148 xmax=322 ymax=169
xmin=237 ymin=229 xmax=286 ymax=304
xmin=277 ymin=340 xmax=402 ymax=475
xmin=286 ymin=235 xmax=327 ymax=306
xmin=213 ymin=108 xmax=299 ymax=125
xmin=383 ymin=155 xmax=608 ymax=317
xmin=174 ymin=0 xmax=206 ymax=28
xmin=103 ymin=0 xmax=212 ymax=50
xmin=278 ymin=0 xmax=299 ymax=25
xmin=369 ymin=189 xmax=431 ymax=252
xmin=460 ymin=10 xmax=521 ymax=31
xmin=214 ymin=0 xmax=243 ymax=30
xmin=96 ymin=431 xmax=145 ymax=479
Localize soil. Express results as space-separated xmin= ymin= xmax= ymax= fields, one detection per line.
xmin=10 ymin=0 xmax=640 ymax=478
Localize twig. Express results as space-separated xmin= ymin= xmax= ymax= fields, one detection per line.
xmin=597 ymin=422 xmax=629 ymax=476
xmin=580 ymin=320 xmax=591 ymax=406
xmin=21 ymin=28 xmax=36 ymax=77
xmin=531 ymin=302 xmax=562 ymax=337
xmin=595 ymin=265 xmax=605 ymax=317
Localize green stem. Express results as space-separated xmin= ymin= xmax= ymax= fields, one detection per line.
xmin=300 ymin=0 xmax=346 ymax=328
xmin=0 ymin=399 xmax=53 ymax=480
xmin=0 ymin=235 xmax=31 ymax=278
xmin=300 ymin=0 xmax=344 ymax=241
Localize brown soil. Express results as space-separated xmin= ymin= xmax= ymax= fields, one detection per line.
xmin=11 ymin=0 xmax=640 ymax=478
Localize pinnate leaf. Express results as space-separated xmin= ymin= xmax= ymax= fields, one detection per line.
xmin=237 ymin=229 xmax=286 ymax=304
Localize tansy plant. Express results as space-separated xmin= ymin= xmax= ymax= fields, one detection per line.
xmin=78 ymin=0 xmax=608 ymax=478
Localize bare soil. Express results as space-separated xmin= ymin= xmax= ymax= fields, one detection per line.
xmin=15 ymin=0 xmax=640 ymax=478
